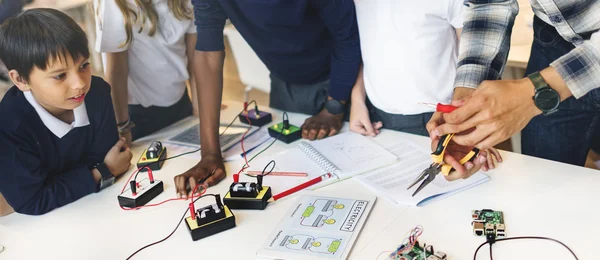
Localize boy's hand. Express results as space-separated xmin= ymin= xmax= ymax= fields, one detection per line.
xmin=104 ymin=137 xmax=133 ymax=177
xmin=120 ymin=131 xmax=132 ymax=148
xmin=174 ymin=154 xmax=226 ymax=198
xmin=433 ymin=140 xmax=488 ymax=181
xmin=349 ymin=101 xmax=382 ymax=136
xmin=482 ymin=148 xmax=503 ymax=172
xmin=0 ymin=192 xmax=14 ymax=217
xmin=301 ymin=109 xmax=343 ymax=140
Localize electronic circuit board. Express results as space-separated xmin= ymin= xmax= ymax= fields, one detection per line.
xmin=391 ymin=242 xmax=447 ymax=260
xmin=471 ymin=209 xmax=505 ymax=237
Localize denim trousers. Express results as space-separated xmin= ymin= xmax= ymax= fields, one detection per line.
xmin=521 ymin=16 xmax=600 ymax=166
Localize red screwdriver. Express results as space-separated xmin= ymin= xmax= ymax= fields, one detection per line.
xmin=419 ymin=102 xmax=457 ymax=113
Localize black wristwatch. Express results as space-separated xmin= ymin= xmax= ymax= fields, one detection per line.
xmin=324 ymin=99 xmax=345 ymax=115
xmin=94 ymin=162 xmax=115 ymax=191
xmin=527 ymin=71 xmax=560 ymax=115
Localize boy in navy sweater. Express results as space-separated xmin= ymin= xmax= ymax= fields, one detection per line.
xmin=0 ymin=9 xmax=133 ymax=216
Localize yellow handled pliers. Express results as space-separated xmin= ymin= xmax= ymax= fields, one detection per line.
xmin=407 ymin=133 xmax=480 ymax=197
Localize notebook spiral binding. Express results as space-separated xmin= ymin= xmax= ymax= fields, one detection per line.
xmin=298 ymin=142 xmax=340 ymax=174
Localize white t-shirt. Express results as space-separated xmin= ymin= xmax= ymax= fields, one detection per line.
xmin=355 ymin=0 xmax=464 ymax=115
xmin=94 ymin=0 xmax=196 ymax=108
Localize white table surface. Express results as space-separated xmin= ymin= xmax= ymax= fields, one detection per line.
xmin=0 ymin=101 xmax=597 ymax=260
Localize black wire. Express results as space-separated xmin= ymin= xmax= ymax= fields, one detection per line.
xmin=126 ymin=194 xmax=220 ymax=260
xmin=131 ymin=102 xmax=256 ymax=183
xmin=260 ymin=160 xmax=276 ymax=177
xmin=282 ymin=111 xmax=289 ymax=122
xmin=473 ymin=236 xmax=579 ymax=260
xmin=241 ymin=111 xmax=287 ymax=177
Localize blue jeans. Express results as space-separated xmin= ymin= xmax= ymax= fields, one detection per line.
xmin=269 ymin=74 xmax=330 ymax=116
xmin=269 ymin=74 xmax=351 ymax=120
xmin=521 ymin=16 xmax=600 ymax=166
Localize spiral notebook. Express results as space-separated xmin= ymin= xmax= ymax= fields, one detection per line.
xmin=246 ymin=132 xmax=397 ymax=194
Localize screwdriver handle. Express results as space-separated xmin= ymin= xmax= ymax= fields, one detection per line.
xmin=436 ymin=103 xmax=457 ymax=113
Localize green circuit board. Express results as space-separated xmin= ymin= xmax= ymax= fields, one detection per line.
xmin=471 ymin=209 xmax=505 ymax=237
xmin=390 ymin=242 xmax=446 ymax=260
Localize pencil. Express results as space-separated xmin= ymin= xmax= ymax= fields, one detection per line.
xmin=268 ymin=173 xmax=332 ymax=202
xmin=246 ymin=171 xmax=308 ymax=177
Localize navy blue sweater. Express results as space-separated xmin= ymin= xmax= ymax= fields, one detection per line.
xmin=0 ymin=76 xmax=118 ymax=215
xmin=0 ymin=0 xmax=23 ymax=24
xmin=193 ymin=0 xmax=361 ymax=101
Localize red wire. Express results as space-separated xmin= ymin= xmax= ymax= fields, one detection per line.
xmin=239 ymin=103 xmax=252 ymax=167
xmin=120 ymin=166 xmax=151 ymax=194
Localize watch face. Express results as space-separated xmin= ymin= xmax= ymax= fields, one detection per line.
xmin=534 ymin=88 xmax=560 ymax=112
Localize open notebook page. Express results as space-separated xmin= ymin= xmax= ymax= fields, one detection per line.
xmin=245 ymin=148 xmax=338 ymax=195
xmin=356 ymin=138 xmax=489 ymax=206
xmin=306 ymin=132 xmax=397 ymax=179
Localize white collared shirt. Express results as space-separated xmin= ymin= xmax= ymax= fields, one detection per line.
xmin=94 ymin=0 xmax=195 ymax=108
xmin=24 ymin=91 xmax=90 ymax=138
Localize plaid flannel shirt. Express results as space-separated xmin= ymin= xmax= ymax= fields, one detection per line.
xmin=455 ymin=0 xmax=600 ymax=99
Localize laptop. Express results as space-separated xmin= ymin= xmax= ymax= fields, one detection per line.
xmin=167 ymin=123 xmax=260 ymax=151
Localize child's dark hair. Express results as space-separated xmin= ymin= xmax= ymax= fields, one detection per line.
xmin=0 ymin=8 xmax=89 ymax=81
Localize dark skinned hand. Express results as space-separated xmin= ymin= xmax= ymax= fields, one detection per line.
xmin=174 ymin=153 xmax=225 ymax=198
xmin=301 ymin=109 xmax=343 ymax=140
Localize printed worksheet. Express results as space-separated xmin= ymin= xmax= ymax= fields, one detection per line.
xmin=356 ymin=139 xmax=489 ymax=206
xmin=258 ymin=193 xmax=376 ymax=260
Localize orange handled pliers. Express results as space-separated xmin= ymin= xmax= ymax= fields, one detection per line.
xmin=407 ymin=133 xmax=480 ymax=197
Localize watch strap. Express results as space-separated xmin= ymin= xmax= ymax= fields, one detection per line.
xmin=324 ymin=99 xmax=345 ymax=115
xmin=94 ymin=163 xmax=114 ymax=191
xmin=527 ymin=71 xmax=549 ymax=92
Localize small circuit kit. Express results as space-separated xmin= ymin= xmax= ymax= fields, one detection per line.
xmin=118 ymin=167 xmax=164 ymax=208
xmin=185 ymin=194 xmax=236 ymax=241
xmin=224 ymin=161 xmax=274 ymax=210
xmin=384 ymin=226 xmax=446 ymax=260
xmin=136 ymin=141 xmax=167 ymax=171
xmin=238 ymin=101 xmax=272 ymax=126
xmin=471 ymin=209 xmax=505 ymax=238
xmin=268 ymin=112 xmax=301 ymax=143
xmin=393 ymin=242 xmax=447 ymax=260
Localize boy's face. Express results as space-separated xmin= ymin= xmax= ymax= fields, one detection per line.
xmin=10 ymin=54 xmax=91 ymax=117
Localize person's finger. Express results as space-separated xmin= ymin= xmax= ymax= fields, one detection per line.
xmin=301 ymin=127 xmax=309 ymax=139
xmin=174 ymin=174 xmax=187 ymax=199
xmin=307 ymin=126 xmax=319 ymax=140
xmin=301 ymin=120 xmax=310 ymax=139
xmin=187 ymin=176 xmax=198 ymax=197
xmin=350 ymin=124 xmax=367 ymax=135
xmin=373 ymin=121 xmax=383 ymax=130
xmin=436 ymin=115 xmax=480 ymax=138
xmin=316 ymin=126 xmax=329 ymax=140
xmin=370 ymin=122 xmax=381 ymax=136
xmin=112 ymin=137 xmax=126 ymax=151
xmin=451 ymin=99 xmax=467 ymax=107
xmin=466 ymin=154 xmax=487 ymax=178
xmin=474 ymin=131 xmax=509 ymax=151
xmin=443 ymin=154 xmax=467 ymax=181
xmin=360 ymin=119 xmax=375 ymax=136
xmin=489 ymin=148 xmax=503 ymax=163
xmin=487 ymin=151 xmax=495 ymax=170
xmin=450 ymin=125 xmax=493 ymax=148
xmin=204 ymin=168 xmax=226 ymax=187
xmin=430 ymin=137 xmax=442 ymax=152
xmin=442 ymin=96 xmax=487 ymax=124
xmin=444 ymin=152 xmax=486 ymax=181
xmin=426 ymin=112 xmax=442 ymax=137
xmin=328 ymin=126 xmax=339 ymax=137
